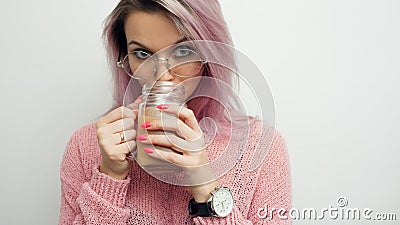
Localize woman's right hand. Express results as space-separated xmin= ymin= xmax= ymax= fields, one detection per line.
xmin=96 ymin=97 xmax=141 ymax=180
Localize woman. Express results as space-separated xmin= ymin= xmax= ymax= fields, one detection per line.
xmin=59 ymin=0 xmax=292 ymax=224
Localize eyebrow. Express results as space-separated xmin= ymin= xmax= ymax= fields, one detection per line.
xmin=128 ymin=37 xmax=188 ymax=50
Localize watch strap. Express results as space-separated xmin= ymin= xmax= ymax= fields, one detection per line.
xmin=188 ymin=198 xmax=213 ymax=217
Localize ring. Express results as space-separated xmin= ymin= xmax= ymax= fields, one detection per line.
xmin=120 ymin=131 xmax=125 ymax=143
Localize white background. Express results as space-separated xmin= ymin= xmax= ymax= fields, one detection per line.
xmin=0 ymin=0 xmax=399 ymax=224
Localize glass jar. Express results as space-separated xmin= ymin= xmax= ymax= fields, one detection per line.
xmin=136 ymin=81 xmax=185 ymax=173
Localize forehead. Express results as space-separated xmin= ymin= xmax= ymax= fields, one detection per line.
xmin=124 ymin=11 xmax=183 ymax=52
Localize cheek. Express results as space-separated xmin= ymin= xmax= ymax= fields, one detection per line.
xmin=182 ymin=67 xmax=205 ymax=98
xmin=181 ymin=76 xmax=202 ymax=98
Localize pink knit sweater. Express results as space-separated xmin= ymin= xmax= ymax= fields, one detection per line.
xmin=59 ymin=120 xmax=292 ymax=224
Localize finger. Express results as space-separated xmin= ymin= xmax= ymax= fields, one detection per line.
xmin=145 ymin=147 xmax=184 ymax=165
xmin=103 ymin=140 xmax=136 ymax=162
xmin=106 ymin=117 xmax=136 ymax=134
xmin=97 ymin=106 xmax=135 ymax=126
xmin=116 ymin=141 xmax=137 ymax=158
xmin=141 ymin=118 xmax=198 ymax=140
xmin=120 ymin=129 xmax=137 ymax=143
xmin=114 ymin=129 xmax=137 ymax=145
xmin=156 ymin=104 xmax=200 ymax=132
xmin=137 ymin=134 xmax=204 ymax=153
xmin=123 ymin=140 xmax=137 ymax=153
xmin=102 ymin=131 xmax=128 ymax=146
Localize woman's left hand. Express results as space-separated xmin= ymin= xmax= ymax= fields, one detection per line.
xmin=137 ymin=104 xmax=219 ymax=202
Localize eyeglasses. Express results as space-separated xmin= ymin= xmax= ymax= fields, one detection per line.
xmin=117 ymin=44 xmax=207 ymax=80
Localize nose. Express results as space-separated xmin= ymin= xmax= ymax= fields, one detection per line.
xmin=154 ymin=59 xmax=175 ymax=81
xmin=157 ymin=70 xmax=174 ymax=81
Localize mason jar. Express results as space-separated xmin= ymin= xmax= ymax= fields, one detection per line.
xmin=136 ymin=81 xmax=186 ymax=173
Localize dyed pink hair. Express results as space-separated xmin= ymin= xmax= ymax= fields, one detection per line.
xmin=102 ymin=0 xmax=242 ymax=124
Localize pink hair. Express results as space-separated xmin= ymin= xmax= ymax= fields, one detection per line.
xmin=102 ymin=0 xmax=244 ymax=125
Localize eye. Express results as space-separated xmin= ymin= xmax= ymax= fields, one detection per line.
xmin=173 ymin=45 xmax=193 ymax=57
xmin=131 ymin=50 xmax=152 ymax=60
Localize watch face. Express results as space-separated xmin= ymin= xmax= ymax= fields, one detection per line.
xmin=211 ymin=188 xmax=234 ymax=217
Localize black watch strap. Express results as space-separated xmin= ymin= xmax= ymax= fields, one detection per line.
xmin=188 ymin=198 xmax=213 ymax=217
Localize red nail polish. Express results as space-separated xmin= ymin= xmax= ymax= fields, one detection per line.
xmin=157 ymin=104 xmax=169 ymax=110
xmin=137 ymin=134 xmax=147 ymax=141
xmin=140 ymin=122 xmax=152 ymax=128
xmin=143 ymin=147 xmax=154 ymax=154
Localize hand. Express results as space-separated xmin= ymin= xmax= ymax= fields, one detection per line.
xmin=136 ymin=103 xmax=219 ymax=201
xmin=96 ymin=96 xmax=141 ymax=180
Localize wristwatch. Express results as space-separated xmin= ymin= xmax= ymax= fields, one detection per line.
xmin=188 ymin=187 xmax=234 ymax=217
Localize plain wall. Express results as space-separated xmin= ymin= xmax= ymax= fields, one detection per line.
xmin=0 ymin=0 xmax=398 ymax=224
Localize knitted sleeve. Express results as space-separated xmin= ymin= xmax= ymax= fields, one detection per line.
xmin=192 ymin=130 xmax=292 ymax=225
xmin=58 ymin=127 xmax=131 ymax=225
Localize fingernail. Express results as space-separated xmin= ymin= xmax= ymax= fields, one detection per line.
xmin=143 ymin=147 xmax=154 ymax=154
xmin=137 ymin=134 xmax=147 ymax=141
xmin=140 ymin=122 xmax=152 ymax=128
xmin=157 ymin=104 xmax=169 ymax=110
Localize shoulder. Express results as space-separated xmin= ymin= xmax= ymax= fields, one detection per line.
xmin=68 ymin=123 xmax=97 ymax=141
xmin=248 ymin=118 xmax=287 ymax=148
xmin=62 ymin=123 xmax=100 ymax=180
xmin=245 ymin=118 xmax=289 ymax=171
xmin=67 ymin=122 xmax=99 ymax=152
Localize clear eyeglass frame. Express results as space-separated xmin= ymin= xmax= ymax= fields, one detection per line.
xmin=117 ymin=46 xmax=208 ymax=80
